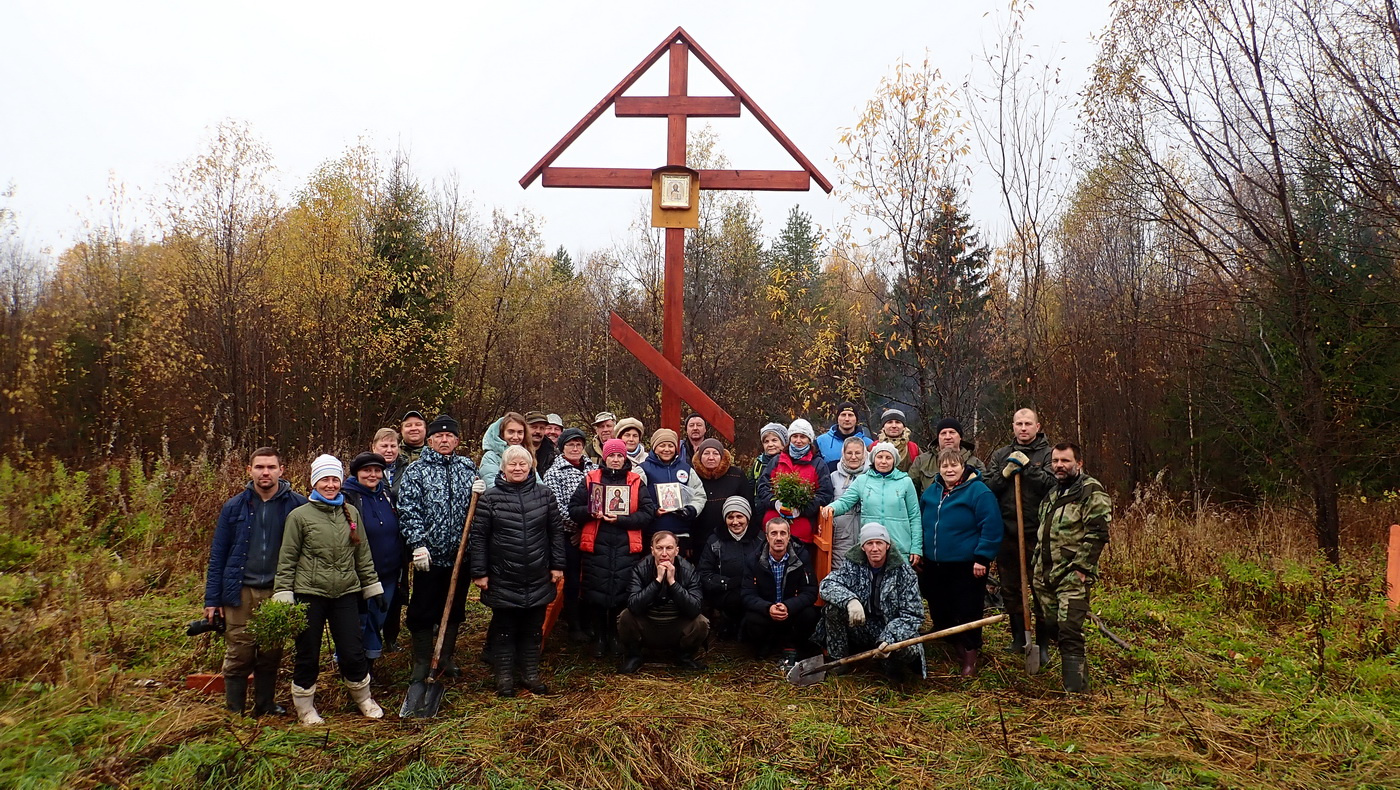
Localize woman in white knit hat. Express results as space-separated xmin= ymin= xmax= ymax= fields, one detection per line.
xmin=273 ymin=454 xmax=385 ymax=725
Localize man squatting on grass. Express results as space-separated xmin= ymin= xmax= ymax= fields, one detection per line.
xmin=200 ymin=402 xmax=1107 ymax=718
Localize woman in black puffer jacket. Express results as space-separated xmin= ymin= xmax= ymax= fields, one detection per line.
xmin=469 ymin=445 xmax=566 ymax=696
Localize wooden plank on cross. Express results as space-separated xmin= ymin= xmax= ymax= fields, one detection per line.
xmin=609 ymin=312 xmax=735 ymax=441
xmin=541 ymin=167 xmax=812 ymax=190
xmin=615 ymin=96 xmax=742 ymax=117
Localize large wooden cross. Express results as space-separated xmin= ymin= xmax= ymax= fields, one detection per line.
xmin=520 ymin=27 xmax=831 ymax=439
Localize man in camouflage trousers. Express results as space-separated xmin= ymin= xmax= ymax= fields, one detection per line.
xmin=1033 ymin=442 xmax=1111 ymax=693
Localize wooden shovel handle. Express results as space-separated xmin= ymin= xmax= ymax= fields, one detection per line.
xmin=831 ymin=614 xmax=1007 ymax=667
xmin=429 ymin=487 xmax=480 ymax=675
xmin=1014 ymin=475 xmax=1034 ymax=634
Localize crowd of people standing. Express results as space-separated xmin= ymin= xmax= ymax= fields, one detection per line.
xmin=202 ymin=403 xmax=1111 ymax=724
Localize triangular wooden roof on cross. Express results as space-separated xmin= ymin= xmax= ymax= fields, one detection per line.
xmin=519 ymin=26 xmax=832 ymax=193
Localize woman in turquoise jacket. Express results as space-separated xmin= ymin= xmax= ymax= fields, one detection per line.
xmin=821 ymin=442 xmax=922 ymax=564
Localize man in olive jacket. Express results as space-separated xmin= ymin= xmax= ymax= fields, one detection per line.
xmin=984 ymin=408 xmax=1055 ymax=653
xmin=1035 ymin=443 xmax=1110 ymax=693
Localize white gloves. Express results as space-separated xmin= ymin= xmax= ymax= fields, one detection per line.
xmin=847 ymin=599 xmax=866 ymax=627
xmin=412 ymin=546 xmax=431 ymax=572
xmin=472 ymin=478 xmax=486 ymax=495
xmin=272 ymin=590 xmax=296 ymax=605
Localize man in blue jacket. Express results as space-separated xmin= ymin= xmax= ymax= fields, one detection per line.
xmin=815 ymin=401 xmax=873 ymax=472
xmin=203 ymin=447 xmax=307 ymax=716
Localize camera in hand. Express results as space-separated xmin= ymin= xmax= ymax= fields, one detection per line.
xmin=186 ymin=613 xmax=226 ymax=637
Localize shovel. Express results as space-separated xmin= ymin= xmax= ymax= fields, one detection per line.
xmin=1014 ymin=475 xmax=1041 ymax=675
xmin=786 ymin=614 xmax=1006 ymax=686
xmin=400 ymin=488 xmax=480 ymax=718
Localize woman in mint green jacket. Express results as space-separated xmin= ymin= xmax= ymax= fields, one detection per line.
xmin=821 ymin=442 xmax=922 ymax=565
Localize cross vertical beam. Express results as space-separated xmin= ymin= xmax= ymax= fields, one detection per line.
xmin=661 ymin=41 xmax=688 ymax=432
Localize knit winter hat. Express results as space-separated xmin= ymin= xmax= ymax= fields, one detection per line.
xmin=349 ymin=452 xmax=387 ymax=476
xmin=650 ymin=428 xmax=678 ymax=449
xmin=935 ymin=417 xmax=965 ymax=437
xmin=860 ymin=522 xmax=892 ymax=545
xmin=601 ymin=439 xmax=628 ymax=458
xmin=427 ymin=414 xmax=460 ymax=437
xmin=723 ymin=496 xmax=752 ymax=518
xmin=310 ymin=454 xmax=343 ymax=486
xmin=759 ymin=422 xmax=789 ymax=446
xmin=870 ymin=441 xmax=898 ymax=462
xmin=880 ymin=408 xmax=906 ymax=425
xmin=695 ymin=438 xmax=725 ymax=458
xmin=787 ymin=419 xmax=816 ymax=441
xmin=614 ymin=417 xmax=645 ymax=439
xmin=835 ymin=401 xmax=860 ymax=420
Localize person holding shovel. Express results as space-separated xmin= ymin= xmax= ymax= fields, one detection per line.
xmin=469 ymin=445 xmax=566 ymax=696
xmin=398 ymin=414 xmax=483 ymax=686
xmin=273 ymin=454 xmax=385 ymax=725
xmin=985 ymin=408 xmax=1055 ymax=656
xmin=1034 ymin=443 xmax=1111 ymax=693
xmin=814 ymin=523 xmax=925 ymax=681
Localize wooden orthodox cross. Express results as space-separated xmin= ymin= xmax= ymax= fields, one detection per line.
xmin=520 ymin=27 xmax=831 ymax=439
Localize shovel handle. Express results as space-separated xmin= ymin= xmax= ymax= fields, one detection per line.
xmin=830 ymin=614 xmax=1007 ymax=668
xmin=429 ymin=487 xmax=481 ymax=677
xmin=1014 ymin=475 xmax=1035 ymax=637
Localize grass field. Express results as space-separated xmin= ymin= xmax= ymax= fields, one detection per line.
xmin=0 ymin=457 xmax=1397 ymax=789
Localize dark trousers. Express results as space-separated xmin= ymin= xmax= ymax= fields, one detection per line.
xmin=616 ymin=610 xmax=710 ymax=656
xmin=563 ymin=540 xmax=583 ymax=611
xmin=741 ymin=605 xmax=820 ymax=654
xmin=383 ymin=564 xmax=411 ymax=646
xmin=487 ymin=606 xmax=547 ymax=655
xmin=997 ymin=529 xmax=1038 ymax=622
xmin=406 ymin=565 xmax=471 ymax=633
xmin=703 ymin=588 xmax=745 ymax=637
xmin=292 ymin=593 xmax=368 ymax=688
xmin=919 ymin=561 xmax=985 ymax=650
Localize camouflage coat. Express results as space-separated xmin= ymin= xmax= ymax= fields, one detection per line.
xmin=1033 ymin=472 xmax=1111 ymax=587
xmin=398 ymin=447 xmax=480 ymax=568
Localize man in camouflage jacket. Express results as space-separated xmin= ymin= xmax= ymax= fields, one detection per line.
xmin=1034 ymin=442 xmax=1111 ymax=693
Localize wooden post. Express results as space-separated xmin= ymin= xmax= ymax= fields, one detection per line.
xmin=1388 ymin=524 xmax=1400 ymax=610
xmin=661 ymin=40 xmax=688 ymax=432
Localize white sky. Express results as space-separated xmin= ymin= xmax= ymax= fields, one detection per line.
xmin=0 ymin=0 xmax=1111 ymax=259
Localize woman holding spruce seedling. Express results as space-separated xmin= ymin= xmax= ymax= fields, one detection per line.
xmin=754 ymin=419 xmax=835 ymax=546
xmin=274 ymin=454 xmax=385 ymax=725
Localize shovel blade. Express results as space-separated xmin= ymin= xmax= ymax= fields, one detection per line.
xmin=786 ymin=655 xmax=831 ymax=687
xmin=1024 ymin=637 xmax=1042 ymax=675
xmin=399 ymin=679 xmax=445 ymax=718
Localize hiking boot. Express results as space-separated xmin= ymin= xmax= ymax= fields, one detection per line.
xmin=290 ymin=683 xmax=323 ymax=726
xmin=1063 ymin=654 xmax=1088 ymax=693
xmin=251 ymin=669 xmax=284 ymax=717
xmin=223 ymin=674 xmax=248 ymax=715
xmin=345 ymin=675 xmax=383 ymax=719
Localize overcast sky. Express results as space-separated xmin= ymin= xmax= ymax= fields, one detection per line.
xmin=1 ymin=1 xmax=1111 ymax=259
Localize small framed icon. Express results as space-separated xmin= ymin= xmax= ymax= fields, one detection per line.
xmin=659 ymin=173 xmax=692 ymax=209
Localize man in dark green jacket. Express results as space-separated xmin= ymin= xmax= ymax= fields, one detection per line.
xmin=1035 ymin=443 xmax=1111 ymax=692
xmin=984 ymin=408 xmax=1055 ymax=654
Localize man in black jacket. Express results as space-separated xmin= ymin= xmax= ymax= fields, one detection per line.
xmin=741 ymin=518 xmax=820 ymax=669
xmin=618 ymin=531 xmax=709 ymax=673
xmin=984 ymin=408 xmax=1056 ymax=655
xmin=698 ymin=497 xmax=761 ymax=639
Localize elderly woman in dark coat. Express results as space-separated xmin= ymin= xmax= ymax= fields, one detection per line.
xmin=569 ymin=438 xmax=657 ymax=658
xmin=469 ymin=445 xmax=567 ymax=696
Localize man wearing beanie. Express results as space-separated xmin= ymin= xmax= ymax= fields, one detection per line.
xmin=203 ymin=446 xmax=306 ymax=716
xmin=397 ymin=414 xmax=484 ymax=684
xmin=815 ymin=523 xmax=926 ymax=681
xmin=754 ymin=418 xmax=835 ymax=545
xmin=697 ymin=496 xmax=762 ymax=638
xmin=878 ymin=407 xmax=921 ymax=472
xmin=909 ymin=418 xmax=985 ymax=495
xmin=816 ymin=401 xmax=873 ymax=473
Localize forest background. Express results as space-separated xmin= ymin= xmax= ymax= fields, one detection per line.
xmin=4 ymin=0 xmax=1400 ymax=566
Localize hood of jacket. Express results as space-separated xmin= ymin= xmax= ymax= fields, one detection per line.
xmin=694 ymin=450 xmax=732 ymax=480
xmin=482 ymin=416 xmax=507 ymax=457
xmin=242 ymin=477 xmax=297 ymax=502
xmin=341 ymin=476 xmax=384 ymax=498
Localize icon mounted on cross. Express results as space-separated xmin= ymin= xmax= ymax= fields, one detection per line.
xmin=520 ymin=26 xmax=832 ymax=440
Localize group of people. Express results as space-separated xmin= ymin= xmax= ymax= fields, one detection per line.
xmin=202 ymin=404 xmax=1110 ymax=725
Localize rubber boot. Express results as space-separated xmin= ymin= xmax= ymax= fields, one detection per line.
xmin=605 ymin=608 xmax=622 ymax=656
xmin=960 ymin=647 xmax=979 ymax=677
xmin=565 ymin=599 xmax=589 ymax=643
xmin=345 ymin=675 xmax=384 ymax=718
xmin=290 ymin=683 xmax=323 ymax=726
xmin=591 ymin=609 xmax=608 ymax=659
xmin=439 ymin=623 xmax=462 ymax=677
xmin=1007 ymin=613 xmax=1027 ymax=654
xmin=517 ymin=633 xmax=549 ymax=694
xmin=1063 ymin=654 xmax=1088 ymax=693
xmin=251 ymin=669 xmax=285 ymax=717
xmin=493 ymin=633 xmax=517 ymax=697
xmin=409 ymin=628 xmax=435 ymax=683
xmin=223 ymin=674 xmax=248 ymax=715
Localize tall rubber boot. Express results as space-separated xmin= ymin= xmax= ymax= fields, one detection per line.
xmin=565 ymin=599 xmax=589 ymax=643
xmin=251 ymin=669 xmax=285 ymax=717
xmin=1063 ymin=655 xmax=1088 ymax=693
xmin=605 ymin=608 xmax=622 ymax=657
xmin=517 ymin=632 xmax=549 ymax=694
xmin=223 ymin=674 xmax=248 ymax=715
xmin=439 ymin=623 xmax=462 ymax=678
xmin=409 ymin=628 xmax=435 ymax=683
xmin=591 ymin=608 xmax=608 ymax=659
xmin=493 ymin=632 xmax=517 ymax=697
xmin=960 ymin=647 xmax=980 ymax=677
xmin=290 ymin=683 xmax=323 ymax=726
xmin=345 ymin=675 xmax=384 ymax=718
xmin=1007 ymin=613 xmax=1027 ymax=654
